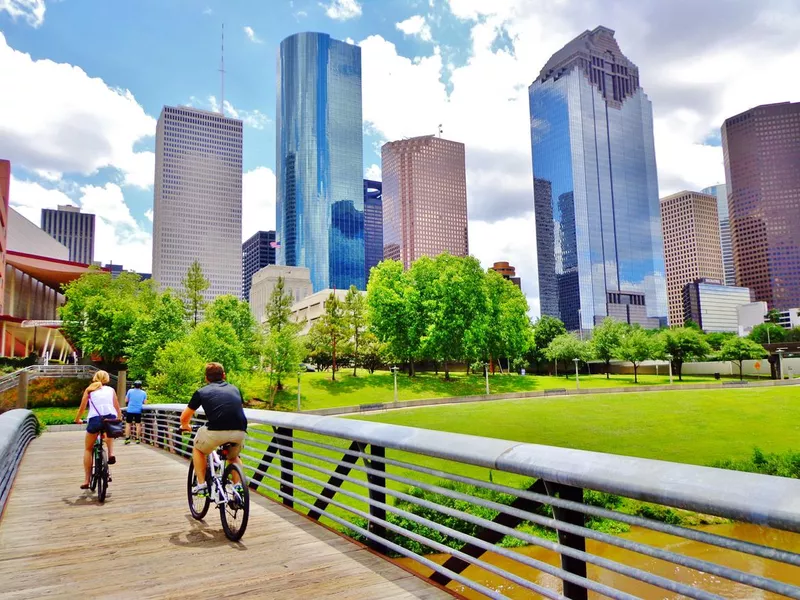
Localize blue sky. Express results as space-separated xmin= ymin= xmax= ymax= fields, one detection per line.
xmin=2 ymin=0 xmax=799 ymax=313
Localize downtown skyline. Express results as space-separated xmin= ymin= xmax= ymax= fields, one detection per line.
xmin=1 ymin=0 xmax=799 ymax=315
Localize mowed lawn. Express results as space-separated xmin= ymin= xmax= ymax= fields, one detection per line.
xmin=288 ymin=370 xmax=728 ymax=411
xmin=350 ymin=386 xmax=800 ymax=466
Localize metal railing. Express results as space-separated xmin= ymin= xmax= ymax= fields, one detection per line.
xmin=0 ymin=365 xmax=115 ymax=395
xmin=138 ymin=404 xmax=800 ymax=599
xmin=0 ymin=410 xmax=38 ymax=518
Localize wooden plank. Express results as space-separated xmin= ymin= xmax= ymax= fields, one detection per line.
xmin=0 ymin=432 xmax=450 ymax=599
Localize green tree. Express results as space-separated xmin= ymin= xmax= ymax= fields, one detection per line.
xmin=205 ymin=294 xmax=258 ymax=358
xmin=262 ymin=323 xmax=304 ymax=406
xmin=590 ymin=318 xmax=626 ymax=378
xmin=181 ymin=260 xmax=209 ymax=326
xmin=615 ymin=328 xmax=656 ymax=383
xmin=60 ymin=269 xmax=156 ymax=364
xmin=319 ymin=292 xmax=346 ymax=381
xmin=719 ymin=337 xmax=768 ymax=380
xmin=484 ymin=271 xmax=531 ymax=373
xmin=786 ymin=327 xmax=800 ymax=343
xmin=423 ymin=254 xmax=488 ymax=380
xmin=532 ymin=315 xmax=567 ymax=373
xmin=367 ymin=260 xmax=423 ymax=376
xmin=189 ymin=321 xmax=246 ymax=373
xmin=344 ymin=285 xmax=367 ymax=376
xmin=359 ymin=331 xmax=388 ymax=374
xmin=659 ymin=327 xmax=711 ymax=381
xmin=706 ymin=331 xmax=736 ymax=352
xmin=766 ymin=308 xmax=782 ymax=324
xmin=305 ymin=321 xmax=333 ymax=371
xmin=749 ymin=322 xmax=786 ymax=345
xmin=264 ymin=277 xmax=293 ymax=332
xmin=545 ymin=333 xmax=588 ymax=378
xmin=148 ymin=338 xmax=206 ymax=403
xmin=126 ymin=290 xmax=187 ymax=380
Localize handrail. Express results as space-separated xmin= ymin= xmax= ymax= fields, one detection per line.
xmin=138 ymin=404 xmax=800 ymax=599
xmin=0 ymin=365 xmax=117 ymax=395
xmin=0 ymin=410 xmax=38 ymax=519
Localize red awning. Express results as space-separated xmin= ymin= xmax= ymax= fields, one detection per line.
xmin=5 ymin=251 xmax=101 ymax=290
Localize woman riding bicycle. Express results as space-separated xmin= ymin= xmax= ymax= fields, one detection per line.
xmin=74 ymin=370 xmax=122 ymax=489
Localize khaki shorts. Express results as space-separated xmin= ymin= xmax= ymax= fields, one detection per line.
xmin=194 ymin=426 xmax=246 ymax=459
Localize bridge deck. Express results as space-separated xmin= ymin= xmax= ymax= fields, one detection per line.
xmin=0 ymin=432 xmax=448 ymax=599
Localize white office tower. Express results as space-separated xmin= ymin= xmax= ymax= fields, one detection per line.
xmin=153 ymin=106 xmax=243 ymax=300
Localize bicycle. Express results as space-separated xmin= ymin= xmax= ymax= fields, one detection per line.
xmin=82 ymin=421 xmax=110 ymax=503
xmin=180 ymin=426 xmax=250 ymax=541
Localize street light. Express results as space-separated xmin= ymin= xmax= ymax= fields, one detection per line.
xmin=297 ymin=364 xmax=304 ymax=412
xmin=391 ymin=366 xmax=400 ymax=403
xmin=483 ymin=362 xmax=490 ymax=395
xmin=573 ymin=357 xmax=580 ymax=390
xmin=665 ymin=353 xmax=673 ymax=385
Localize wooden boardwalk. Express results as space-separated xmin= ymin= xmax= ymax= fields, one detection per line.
xmin=0 ymin=432 xmax=449 ymax=599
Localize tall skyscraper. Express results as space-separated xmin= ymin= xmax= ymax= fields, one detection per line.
xmin=382 ymin=135 xmax=468 ymax=270
xmin=276 ymin=32 xmax=364 ymax=292
xmin=660 ymin=191 xmax=725 ymax=327
xmin=530 ymin=26 xmax=666 ymax=331
xmin=701 ymin=184 xmax=734 ymax=286
xmin=153 ymin=105 xmax=243 ymax=300
xmin=363 ymin=179 xmax=383 ymax=284
xmin=242 ymin=230 xmax=276 ymax=301
xmin=722 ymin=101 xmax=800 ymax=309
xmin=41 ymin=205 xmax=95 ymax=264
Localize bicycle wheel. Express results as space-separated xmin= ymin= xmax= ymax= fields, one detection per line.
xmin=97 ymin=455 xmax=108 ymax=503
xmin=219 ymin=463 xmax=249 ymax=541
xmin=187 ymin=461 xmax=210 ymax=519
xmin=89 ymin=445 xmax=101 ymax=492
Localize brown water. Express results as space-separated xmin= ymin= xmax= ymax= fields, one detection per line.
xmin=397 ymin=524 xmax=800 ymax=599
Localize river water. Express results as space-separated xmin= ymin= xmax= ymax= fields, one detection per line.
xmin=397 ymin=524 xmax=800 ymax=598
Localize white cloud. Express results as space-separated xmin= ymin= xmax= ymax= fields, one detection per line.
xmin=202 ymin=7 xmax=212 ymax=15
xmin=0 ymin=0 xmax=45 ymax=27
xmin=322 ymin=0 xmax=361 ymax=20
xmin=242 ymin=167 xmax=277 ymax=241
xmin=144 ymin=209 xmax=153 ymax=222
xmin=365 ymin=164 xmax=381 ymax=181
xmin=243 ymin=26 xmax=262 ymax=44
xmin=8 ymin=177 xmax=153 ymax=272
xmin=0 ymin=33 xmax=156 ymax=187
xmin=202 ymin=96 xmax=270 ymax=129
xmin=396 ymin=15 xmax=433 ymax=42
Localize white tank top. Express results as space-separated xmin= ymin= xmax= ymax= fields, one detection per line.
xmin=88 ymin=386 xmax=116 ymax=418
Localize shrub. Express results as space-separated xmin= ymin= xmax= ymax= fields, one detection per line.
xmin=712 ymin=447 xmax=800 ymax=479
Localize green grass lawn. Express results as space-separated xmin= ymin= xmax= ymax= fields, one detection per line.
xmin=282 ymin=369 xmax=734 ymax=412
xmin=351 ymin=386 xmax=800 ymax=466
xmin=32 ymin=407 xmax=78 ymax=425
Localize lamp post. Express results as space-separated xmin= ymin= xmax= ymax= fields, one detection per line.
xmin=573 ymin=358 xmax=580 ymax=390
xmin=483 ymin=362 xmax=490 ymax=395
xmin=297 ymin=365 xmax=303 ymax=412
xmin=666 ymin=353 xmax=673 ymax=385
xmin=391 ymin=366 xmax=400 ymax=403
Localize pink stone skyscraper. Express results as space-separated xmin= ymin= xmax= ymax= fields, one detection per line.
xmin=381 ymin=135 xmax=468 ymax=269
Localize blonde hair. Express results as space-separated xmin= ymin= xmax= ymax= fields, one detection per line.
xmin=86 ymin=370 xmax=110 ymax=393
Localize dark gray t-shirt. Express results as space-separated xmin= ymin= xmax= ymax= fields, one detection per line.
xmin=188 ymin=381 xmax=247 ymax=431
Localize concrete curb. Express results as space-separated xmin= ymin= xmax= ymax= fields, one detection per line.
xmin=303 ymin=377 xmax=800 ymax=417
xmin=44 ymin=424 xmax=85 ymax=432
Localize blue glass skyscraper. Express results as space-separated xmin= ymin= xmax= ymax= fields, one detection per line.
xmin=276 ymin=32 xmax=364 ymax=292
xmin=530 ymin=26 xmax=667 ymax=331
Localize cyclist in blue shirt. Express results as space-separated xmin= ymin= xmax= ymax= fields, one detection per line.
xmin=124 ymin=380 xmax=147 ymax=444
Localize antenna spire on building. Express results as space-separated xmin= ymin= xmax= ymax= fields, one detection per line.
xmin=219 ymin=23 xmax=225 ymax=116
xmin=438 ymin=124 xmax=443 ymax=137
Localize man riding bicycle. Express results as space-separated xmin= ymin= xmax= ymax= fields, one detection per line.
xmin=180 ymin=363 xmax=248 ymax=497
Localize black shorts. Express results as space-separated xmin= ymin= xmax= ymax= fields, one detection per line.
xmin=87 ymin=414 xmax=116 ymax=434
xmin=125 ymin=412 xmax=142 ymax=424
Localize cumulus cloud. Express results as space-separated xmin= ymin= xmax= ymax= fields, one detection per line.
xmin=243 ymin=26 xmax=262 ymax=43
xmin=9 ymin=177 xmax=153 ymax=272
xmin=144 ymin=209 xmax=153 ymax=222
xmin=322 ymin=0 xmax=361 ymax=20
xmin=242 ymin=167 xmax=277 ymax=241
xmin=0 ymin=0 xmax=45 ymax=27
xmin=396 ymin=15 xmax=433 ymax=42
xmin=0 ymin=32 xmax=156 ymax=188
xmin=199 ymin=95 xmax=271 ymax=129
xmin=365 ymin=164 xmax=382 ymax=181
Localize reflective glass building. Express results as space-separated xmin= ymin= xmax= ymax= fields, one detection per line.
xmin=363 ymin=179 xmax=382 ymax=284
xmin=530 ymin=26 xmax=666 ymax=331
xmin=276 ymin=32 xmax=364 ymax=292
xmin=701 ymin=184 xmax=735 ymax=286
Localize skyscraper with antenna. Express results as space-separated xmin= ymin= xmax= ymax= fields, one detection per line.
xmin=219 ymin=23 xmax=225 ymax=115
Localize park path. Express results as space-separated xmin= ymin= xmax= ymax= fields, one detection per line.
xmin=0 ymin=432 xmax=448 ymax=599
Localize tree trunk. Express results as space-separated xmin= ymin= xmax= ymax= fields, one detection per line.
xmin=490 ymin=355 xmax=495 ymax=375
xmin=466 ymin=362 xmax=470 ymax=375
xmin=409 ymin=360 xmax=415 ymax=377
xmin=606 ymin=360 xmax=610 ymax=379
xmin=444 ymin=360 xmax=450 ymax=381
xmin=676 ymin=360 xmax=683 ymax=381
xmin=353 ymin=333 xmax=358 ymax=377
xmin=633 ymin=363 xmax=638 ymax=383
xmin=435 ymin=362 xmax=438 ymax=375
xmin=739 ymin=360 xmax=744 ymax=381
xmin=332 ymin=336 xmax=337 ymax=381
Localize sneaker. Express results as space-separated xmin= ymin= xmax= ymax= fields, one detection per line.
xmin=135 ymin=439 xmax=141 ymax=445
xmin=192 ymin=482 xmax=208 ymax=497
xmin=124 ymin=438 xmax=131 ymax=445
xmin=108 ymin=456 xmax=116 ymax=465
